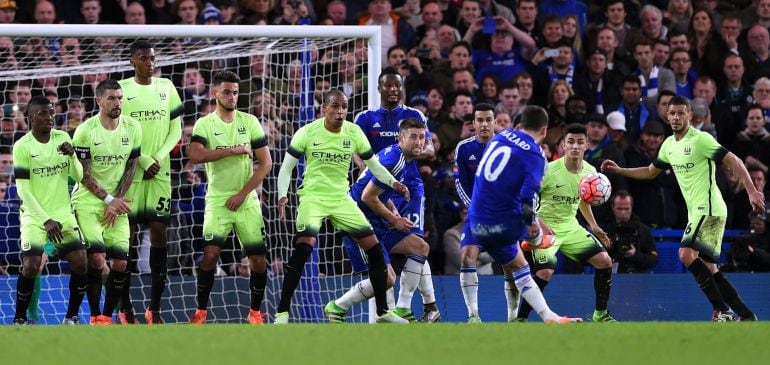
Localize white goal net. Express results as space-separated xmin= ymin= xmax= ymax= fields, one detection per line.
xmin=0 ymin=24 xmax=382 ymax=324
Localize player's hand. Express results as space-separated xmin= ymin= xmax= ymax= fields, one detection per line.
xmin=389 ymin=216 xmax=414 ymax=233
xmin=58 ymin=142 xmax=75 ymax=156
xmin=226 ymin=192 xmax=247 ymax=211
xmin=592 ymin=226 xmax=612 ymax=248
xmin=110 ymin=197 xmax=131 ymax=215
xmin=102 ymin=204 xmax=118 ymax=227
xmin=600 ymin=160 xmax=619 ymax=174
xmin=392 ymin=182 xmax=410 ymax=202
xmin=232 ymin=145 xmax=253 ymax=159
xmin=144 ymin=160 xmax=161 ymax=180
xmin=278 ymin=196 xmax=289 ymax=221
xmin=44 ymin=219 xmax=64 ymax=244
xmin=749 ymin=189 xmax=766 ymax=213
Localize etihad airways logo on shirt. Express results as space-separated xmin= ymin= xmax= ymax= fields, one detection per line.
xmin=32 ymin=161 xmax=70 ymax=177
xmin=311 ymin=151 xmax=352 ymax=164
xmin=130 ymin=110 xmax=168 ymax=121
xmin=215 ymin=142 xmax=249 ymax=150
xmin=671 ymin=162 xmax=695 ymax=173
xmin=551 ymin=195 xmax=580 ymax=204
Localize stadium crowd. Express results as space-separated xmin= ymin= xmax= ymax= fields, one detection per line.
xmin=2 ymin=0 xmax=770 ymax=277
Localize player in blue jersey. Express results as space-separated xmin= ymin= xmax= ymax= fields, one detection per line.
xmin=325 ymin=118 xmax=433 ymax=322
xmin=350 ymin=68 xmax=440 ymax=322
xmin=468 ymin=105 xmax=581 ymax=324
xmin=454 ymin=103 xmax=519 ymax=323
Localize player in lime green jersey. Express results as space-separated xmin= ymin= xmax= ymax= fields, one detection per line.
xmin=273 ymin=90 xmax=410 ymax=324
xmin=515 ymin=123 xmax=615 ymax=322
xmin=12 ymin=96 xmax=88 ymax=325
xmin=118 ymin=40 xmax=183 ymax=324
xmin=602 ymin=96 xmax=763 ymax=321
xmin=72 ymin=79 xmax=142 ymax=325
xmin=187 ymin=71 xmax=272 ymax=325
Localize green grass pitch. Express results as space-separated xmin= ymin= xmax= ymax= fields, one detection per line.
xmin=2 ymin=323 xmax=767 ymax=365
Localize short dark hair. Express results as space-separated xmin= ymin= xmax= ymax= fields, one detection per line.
xmin=473 ymin=103 xmax=495 ymax=114
xmin=566 ymin=94 xmax=587 ymax=106
xmin=129 ymin=40 xmax=153 ymax=57
xmin=657 ymin=90 xmax=676 ymax=104
xmin=450 ymin=40 xmax=472 ymax=55
xmin=26 ymin=96 xmax=53 ymax=117
xmin=668 ymin=96 xmax=691 ymax=110
xmin=746 ymin=103 xmax=764 ymax=117
xmin=95 ymin=79 xmax=121 ymax=98
xmin=519 ymin=105 xmax=549 ymax=131
xmin=622 ymin=74 xmax=642 ymax=87
xmin=212 ymin=70 xmax=240 ymax=86
xmin=451 ymin=89 xmax=473 ymax=104
xmin=323 ymin=89 xmax=347 ymax=104
xmin=563 ymin=122 xmax=587 ymax=136
xmin=399 ymin=117 xmax=425 ymax=132
xmin=612 ymin=189 xmax=633 ymax=206
xmin=378 ymin=67 xmax=401 ymax=84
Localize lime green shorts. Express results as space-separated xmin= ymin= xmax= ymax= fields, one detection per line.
xmin=681 ymin=215 xmax=726 ymax=263
xmin=203 ymin=204 xmax=267 ymax=256
xmin=126 ymin=179 xmax=172 ymax=224
xmin=75 ymin=206 xmax=130 ymax=260
xmin=295 ymin=197 xmax=374 ymax=239
xmin=20 ymin=216 xmax=85 ymax=258
xmin=532 ymin=227 xmax=605 ymax=270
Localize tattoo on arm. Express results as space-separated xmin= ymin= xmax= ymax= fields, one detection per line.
xmin=79 ymin=157 xmax=108 ymax=200
xmin=116 ymin=157 xmax=138 ymax=198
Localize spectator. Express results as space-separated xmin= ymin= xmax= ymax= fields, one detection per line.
xmin=537 ymin=14 xmax=563 ymax=49
xmin=690 ymin=97 xmax=718 ymax=138
xmin=173 ymin=0 xmax=201 ymax=24
xmin=431 ymin=40 xmax=472 ymax=94
xmin=652 ymin=39 xmax=670 ymax=67
xmin=603 ymin=191 xmax=658 ymax=273
xmin=456 ymin=0 xmax=481 ymax=40
xmin=594 ymin=0 xmax=633 ymax=61
xmin=751 ymin=77 xmax=770 ymax=115
xmin=59 ymin=37 xmax=82 ymax=66
xmin=634 ymin=4 xmax=669 ymax=44
xmin=477 ymin=74 xmax=499 ymax=105
xmin=436 ymin=24 xmax=461 ymax=56
xmin=733 ymin=167 xmax=770 ymax=230
xmin=530 ymin=39 xmax=576 ymax=90
xmin=273 ymin=0 xmax=312 ymax=25
xmin=633 ymin=39 xmax=676 ymax=106
xmin=494 ymin=82 xmax=520 ymax=120
xmin=145 ymin=0 xmax=174 ymax=24
xmin=513 ymin=0 xmax=542 ymax=46
xmin=452 ymin=67 xmax=476 ymax=95
xmin=437 ymin=90 xmax=473 ymax=157
xmin=670 ymin=48 xmax=697 ymax=99
xmin=494 ymin=110 xmax=512 ymax=132
xmin=538 ymin=0 xmax=587 ymax=33
xmin=650 ymin=90 xmax=676 ymax=136
xmin=415 ymin=1 xmax=442 ymax=40
xmin=217 ymin=0 xmax=239 ymax=24
xmin=513 ymin=71 xmax=534 ymax=107
xmin=596 ymin=26 xmax=633 ymax=75
xmin=607 ymin=110 xmax=628 ymax=150
xmin=0 ymin=0 xmax=16 ymax=23
xmin=468 ymin=17 xmax=536 ymax=85
xmin=614 ymin=75 xmax=650 ymax=146
xmin=742 ymin=24 xmax=770 ymax=85
xmin=0 ymin=37 xmax=18 ymax=70
xmin=478 ymin=0 xmax=516 ymax=27
xmin=325 ymin=0 xmax=347 ymax=25
xmin=395 ymin=0 xmax=422 ymax=29
xmin=725 ymin=212 xmax=770 ymax=272
xmin=80 ymin=0 xmax=102 ymax=24
xmin=562 ymin=14 xmax=583 ymax=63
xmin=688 ymin=9 xmax=722 ymax=78
xmin=693 ymin=75 xmax=737 ymax=147
xmin=573 ymin=48 xmax=621 ymax=115
xmin=200 ymin=2 xmax=222 ymax=25
xmin=237 ymin=53 xmax=287 ymax=108
xmin=424 ymin=86 xmax=446 ymax=131
xmin=719 ymin=54 xmax=752 ymax=128
xmin=664 ymin=0 xmax=692 ymax=31
xmin=0 ymin=116 xmax=23 ymax=148
xmin=624 ymin=120 xmax=684 ymax=228
xmin=542 ymin=79 xmax=572 ymax=151
xmin=564 ymin=94 xmax=587 ymax=125
xmin=360 ymin=0 xmax=417 ymax=67
xmin=0 ymin=149 xmax=11 ymax=185
xmin=124 ymin=1 xmax=145 ymax=24
xmin=180 ymin=66 xmax=209 ymax=118
xmin=34 ymin=0 xmax=56 ymax=24
xmin=732 ymin=104 xmax=770 ymax=174
xmin=584 ymin=112 xmax=627 ymax=198
xmin=63 ymin=96 xmax=87 ymax=134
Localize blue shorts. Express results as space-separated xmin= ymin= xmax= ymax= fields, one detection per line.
xmin=469 ymin=220 xmax=526 ymax=265
xmin=460 ymin=217 xmax=484 ymax=250
xmin=345 ymin=194 xmax=425 ymax=273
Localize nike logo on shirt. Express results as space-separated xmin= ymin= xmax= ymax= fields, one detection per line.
xmin=214 ymin=132 xmax=223 ymax=136
xmin=94 ymin=141 xmax=103 ymax=146
xmin=127 ymin=96 xmax=137 ymax=101
xmin=555 ymin=184 xmax=565 ymax=188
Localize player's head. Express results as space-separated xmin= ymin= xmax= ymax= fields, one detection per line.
xmin=95 ymin=79 xmax=123 ymax=119
xmin=666 ymin=95 xmax=692 ymax=134
xmin=473 ymin=103 xmax=495 ymax=142
xmin=323 ymin=89 xmax=348 ymax=130
xmin=378 ymin=67 xmax=403 ymax=108
xmin=518 ymin=105 xmax=549 ymax=143
xmin=129 ymin=39 xmax=155 ymax=78
xmin=398 ymin=117 xmax=426 ymax=159
xmin=211 ymin=70 xmax=240 ymax=112
xmin=562 ymin=122 xmax=588 ymax=160
xmin=27 ymin=95 xmax=55 ymax=135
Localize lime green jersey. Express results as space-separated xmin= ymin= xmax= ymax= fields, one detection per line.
xmin=191 ymin=111 xmax=267 ymax=209
xmin=653 ymin=127 xmax=728 ymax=220
xmin=71 ymin=115 xmax=142 ymax=207
xmin=538 ymin=157 xmax=596 ymax=233
xmin=118 ymin=77 xmax=183 ymax=182
xmin=12 ymin=130 xmax=81 ymax=224
xmin=287 ymin=118 xmax=374 ymax=200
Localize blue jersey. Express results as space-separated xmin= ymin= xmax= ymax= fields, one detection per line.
xmin=468 ymin=129 xmax=545 ymax=225
xmin=351 ymin=143 xmax=423 ymax=214
xmin=453 ymin=136 xmax=488 ymax=208
xmin=355 ymin=104 xmax=430 ymax=153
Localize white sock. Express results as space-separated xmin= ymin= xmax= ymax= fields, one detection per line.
xmin=460 ymin=267 xmax=479 ymax=316
xmin=336 ymin=279 xmax=373 ymax=310
xmin=511 ymin=266 xmax=558 ymax=321
xmin=504 ymin=280 xmax=520 ymax=320
xmin=418 ymin=260 xmax=436 ymax=304
xmin=396 ymin=256 xmax=424 ymax=308
xmin=386 ymin=287 xmax=395 ymax=309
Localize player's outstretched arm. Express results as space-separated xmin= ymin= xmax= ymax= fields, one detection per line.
xmin=188 ymin=141 xmax=252 ymax=164
xmin=226 ymin=146 xmax=273 ymax=211
xmin=361 ymin=181 xmax=413 ymax=232
xmin=601 ymin=159 xmax=662 ymax=180
xmin=723 ymin=152 xmax=766 ymax=213
xmin=579 ymin=200 xmax=611 ymax=248
xmin=362 ymin=155 xmax=410 ymax=201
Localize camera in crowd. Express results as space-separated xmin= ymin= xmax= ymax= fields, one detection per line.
xmin=613 ymin=223 xmax=639 ymax=256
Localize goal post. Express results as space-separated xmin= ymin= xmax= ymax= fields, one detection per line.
xmin=0 ymin=24 xmax=381 ymax=324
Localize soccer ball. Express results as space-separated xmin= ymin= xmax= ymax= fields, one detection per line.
xmin=579 ymin=172 xmax=612 ymax=206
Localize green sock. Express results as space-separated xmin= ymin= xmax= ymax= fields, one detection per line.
xmin=27 ymin=274 xmax=41 ymax=321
